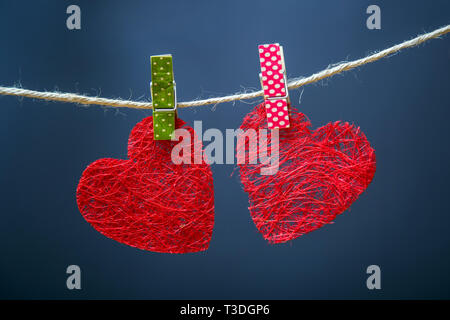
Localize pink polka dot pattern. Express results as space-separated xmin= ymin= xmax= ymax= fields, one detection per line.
xmin=258 ymin=43 xmax=290 ymax=129
xmin=264 ymin=99 xmax=290 ymax=128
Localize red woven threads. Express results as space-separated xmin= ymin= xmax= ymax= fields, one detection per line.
xmin=76 ymin=117 xmax=214 ymax=254
xmin=237 ymin=103 xmax=376 ymax=243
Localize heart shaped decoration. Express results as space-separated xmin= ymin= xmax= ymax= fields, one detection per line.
xmin=237 ymin=103 xmax=376 ymax=243
xmin=77 ymin=116 xmax=214 ymax=253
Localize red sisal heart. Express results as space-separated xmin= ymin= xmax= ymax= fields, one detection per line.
xmin=237 ymin=103 xmax=376 ymax=243
xmin=76 ymin=117 xmax=214 ymax=253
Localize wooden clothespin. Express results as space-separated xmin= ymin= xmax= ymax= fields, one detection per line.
xmin=258 ymin=43 xmax=290 ymax=129
xmin=151 ymin=54 xmax=177 ymax=140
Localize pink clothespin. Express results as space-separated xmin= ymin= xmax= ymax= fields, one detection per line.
xmin=258 ymin=43 xmax=290 ymax=129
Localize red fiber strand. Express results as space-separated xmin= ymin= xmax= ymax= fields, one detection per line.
xmin=237 ymin=103 xmax=376 ymax=243
xmin=77 ymin=117 xmax=214 ymax=253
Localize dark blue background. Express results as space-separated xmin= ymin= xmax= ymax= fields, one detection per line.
xmin=0 ymin=0 xmax=449 ymax=299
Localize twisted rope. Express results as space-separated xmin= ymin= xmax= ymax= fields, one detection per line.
xmin=1 ymin=24 xmax=449 ymax=110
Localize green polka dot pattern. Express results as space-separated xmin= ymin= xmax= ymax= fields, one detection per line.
xmin=151 ymin=55 xmax=176 ymax=140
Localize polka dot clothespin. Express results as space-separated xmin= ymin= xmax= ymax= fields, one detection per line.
xmin=151 ymin=54 xmax=177 ymax=140
xmin=258 ymin=43 xmax=290 ymax=129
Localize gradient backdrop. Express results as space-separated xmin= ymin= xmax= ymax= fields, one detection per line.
xmin=0 ymin=0 xmax=449 ymax=299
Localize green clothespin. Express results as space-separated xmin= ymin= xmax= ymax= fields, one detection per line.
xmin=151 ymin=54 xmax=176 ymax=140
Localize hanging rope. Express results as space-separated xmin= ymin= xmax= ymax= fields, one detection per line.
xmin=1 ymin=24 xmax=449 ymax=110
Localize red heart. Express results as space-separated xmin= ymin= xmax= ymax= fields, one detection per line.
xmin=237 ymin=103 xmax=376 ymax=243
xmin=76 ymin=117 xmax=214 ymax=253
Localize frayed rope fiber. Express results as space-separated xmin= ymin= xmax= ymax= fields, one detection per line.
xmin=1 ymin=25 xmax=448 ymax=109
xmin=76 ymin=116 xmax=214 ymax=253
xmin=237 ymin=103 xmax=376 ymax=243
